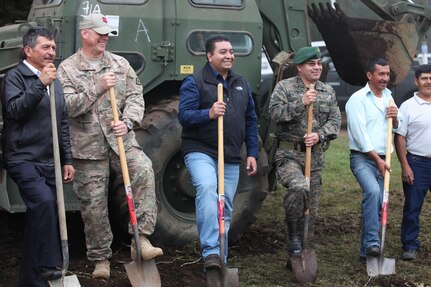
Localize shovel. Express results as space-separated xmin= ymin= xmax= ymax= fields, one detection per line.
xmin=48 ymin=82 xmax=81 ymax=287
xmin=291 ymin=84 xmax=318 ymax=284
xmin=109 ymin=87 xmax=161 ymax=287
xmin=366 ymin=100 xmax=396 ymax=277
xmin=206 ymin=83 xmax=240 ymax=287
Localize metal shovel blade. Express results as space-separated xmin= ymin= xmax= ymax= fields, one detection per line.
xmin=222 ymin=267 xmax=240 ymax=287
xmin=206 ymin=267 xmax=239 ymax=287
xmin=124 ymin=259 xmax=161 ymax=287
xmin=48 ymin=275 xmax=81 ymax=287
xmin=291 ymin=249 xmax=318 ymax=284
xmin=366 ymin=256 xmax=396 ymax=277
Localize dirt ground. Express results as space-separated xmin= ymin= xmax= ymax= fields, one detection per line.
xmin=1 ymin=207 xmax=430 ymax=287
xmin=0 ymin=211 xmax=276 ymax=287
xmin=0 ymin=211 xmax=212 ymax=287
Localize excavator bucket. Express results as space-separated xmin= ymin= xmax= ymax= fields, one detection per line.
xmin=309 ymin=2 xmax=424 ymax=87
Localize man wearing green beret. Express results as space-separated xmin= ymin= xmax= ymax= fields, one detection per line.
xmin=269 ymin=46 xmax=341 ymax=269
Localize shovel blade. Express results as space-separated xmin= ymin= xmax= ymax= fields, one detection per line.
xmin=222 ymin=267 xmax=240 ymax=287
xmin=206 ymin=267 xmax=239 ymax=287
xmin=48 ymin=275 xmax=81 ymax=287
xmin=291 ymin=249 xmax=318 ymax=284
xmin=366 ymin=256 xmax=396 ymax=277
xmin=124 ymin=259 xmax=161 ymax=287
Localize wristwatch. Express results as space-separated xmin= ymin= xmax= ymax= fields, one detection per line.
xmin=124 ymin=119 xmax=133 ymax=132
xmin=319 ymin=133 xmax=325 ymax=143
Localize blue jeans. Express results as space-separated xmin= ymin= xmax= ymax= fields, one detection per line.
xmin=350 ymin=152 xmax=383 ymax=257
xmin=401 ymin=153 xmax=431 ymax=251
xmin=184 ymin=152 xmax=240 ymax=263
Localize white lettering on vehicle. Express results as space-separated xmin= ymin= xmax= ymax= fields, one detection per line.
xmin=135 ymin=19 xmax=151 ymax=43
xmin=81 ymin=1 xmax=101 ymax=16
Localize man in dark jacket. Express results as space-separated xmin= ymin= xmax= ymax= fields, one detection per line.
xmin=178 ymin=36 xmax=258 ymax=270
xmin=1 ymin=27 xmax=75 ymax=287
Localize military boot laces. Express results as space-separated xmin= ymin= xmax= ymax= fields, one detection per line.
xmin=287 ymin=238 xmax=302 ymax=256
xmin=131 ymin=235 xmax=164 ymax=261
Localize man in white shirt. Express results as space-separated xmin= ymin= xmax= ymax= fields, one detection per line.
xmin=394 ymin=64 xmax=431 ymax=261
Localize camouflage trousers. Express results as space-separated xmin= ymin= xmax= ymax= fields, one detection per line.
xmin=73 ymin=146 xmax=157 ymax=261
xmin=275 ymin=156 xmax=322 ymax=242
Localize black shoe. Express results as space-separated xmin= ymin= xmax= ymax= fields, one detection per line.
xmin=402 ymin=249 xmax=417 ymax=261
xmin=204 ymin=254 xmax=222 ymax=270
xmin=39 ymin=267 xmax=63 ymax=281
xmin=366 ymin=246 xmax=380 ymax=257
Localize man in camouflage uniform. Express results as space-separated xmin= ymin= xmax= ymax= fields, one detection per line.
xmin=269 ymin=47 xmax=341 ymax=268
xmin=58 ymin=13 xmax=162 ymax=279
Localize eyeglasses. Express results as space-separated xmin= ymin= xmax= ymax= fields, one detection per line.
xmin=305 ymin=61 xmax=322 ymax=67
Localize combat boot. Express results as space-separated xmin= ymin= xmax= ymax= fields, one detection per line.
xmin=92 ymin=259 xmax=110 ymax=279
xmin=131 ymin=235 xmax=163 ymax=260
xmin=286 ymin=218 xmax=302 ymax=257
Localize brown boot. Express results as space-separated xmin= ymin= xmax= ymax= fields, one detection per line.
xmin=131 ymin=235 xmax=163 ymax=261
xmin=92 ymin=259 xmax=110 ymax=279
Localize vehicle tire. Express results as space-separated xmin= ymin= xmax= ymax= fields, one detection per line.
xmin=112 ymin=97 xmax=269 ymax=246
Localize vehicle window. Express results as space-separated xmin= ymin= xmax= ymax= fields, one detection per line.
xmin=112 ymin=52 xmax=146 ymax=75
xmin=33 ymin=0 xmax=62 ymax=6
xmin=98 ymin=0 xmax=148 ymax=3
xmin=187 ymin=31 xmax=254 ymax=55
xmin=190 ymin=0 xmax=243 ymax=7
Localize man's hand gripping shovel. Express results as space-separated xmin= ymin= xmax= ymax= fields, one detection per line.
xmin=366 ymin=100 xmax=396 ymax=277
xmin=48 ymin=82 xmax=81 ymax=287
xmin=290 ymin=84 xmax=318 ymax=284
xmin=109 ymin=87 xmax=161 ymax=287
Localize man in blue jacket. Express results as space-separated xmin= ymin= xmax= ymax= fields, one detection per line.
xmin=1 ymin=27 xmax=75 ymax=286
xmin=178 ymin=36 xmax=258 ymax=270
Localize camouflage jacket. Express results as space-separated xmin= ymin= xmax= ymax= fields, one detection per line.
xmin=58 ymin=50 xmax=144 ymax=160
xmin=269 ymin=75 xmax=341 ymax=169
xmin=269 ymin=75 xmax=341 ymax=144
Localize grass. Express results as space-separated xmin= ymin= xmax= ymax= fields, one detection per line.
xmin=232 ymin=130 xmax=431 ymax=287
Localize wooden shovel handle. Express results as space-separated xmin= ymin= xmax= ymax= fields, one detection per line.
xmin=305 ymin=84 xmax=314 ymax=181
xmin=50 ymin=82 xmax=68 ymax=242
xmin=109 ymin=87 xmax=130 ymax=186
xmin=217 ymin=83 xmax=224 ymax=197
xmin=109 ymin=87 xmax=137 ymax=226
xmin=383 ymin=99 xmax=394 ymax=191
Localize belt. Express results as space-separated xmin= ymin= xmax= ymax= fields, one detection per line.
xmin=350 ymin=149 xmax=386 ymax=160
xmin=279 ymin=141 xmax=320 ymax=152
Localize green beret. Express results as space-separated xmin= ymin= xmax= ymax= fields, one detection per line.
xmin=293 ymin=47 xmax=321 ymax=64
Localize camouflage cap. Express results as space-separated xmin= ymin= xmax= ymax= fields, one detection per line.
xmin=293 ymin=47 xmax=321 ymax=64
xmin=79 ymin=13 xmax=117 ymax=35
